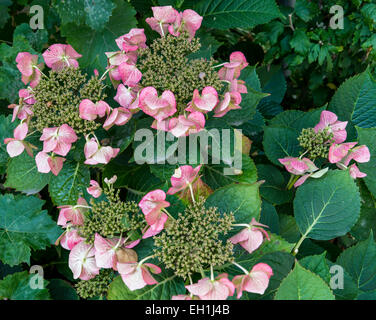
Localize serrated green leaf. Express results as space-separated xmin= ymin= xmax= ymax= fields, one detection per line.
xmin=337 ymin=232 xmax=376 ymax=294
xmin=5 ymin=152 xmax=51 ymax=194
xmin=300 ymin=253 xmax=331 ymax=283
xmin=205 ymin=183 xmax=261 ymax=227
xmin=294 ymin=170 xmax=361 ymax=241
xmin=0 ymin=194 xmax=61 ymax=266
xmin=275 ymin=261 xmax=334 ymax=300
xmin=196 ymin=0 xmax=280 ymax=30
xmin=48 ymin=161 xmax=90 ymax=205
xmin=0 ymin=271 xmax=50 ymax=300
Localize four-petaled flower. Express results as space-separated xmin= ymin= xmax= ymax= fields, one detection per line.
xmin=314 ymin=110 xmax=348 ymax=144
xmin=42 ymin=44 xmax=82 ymax=71
xmin=68 ymin=241 xmax=100 ymax=280
xmin=84 ymin=138 xmax=120 ymax=165
xmin=186 ymin=274 xmax=235 ymax=300
xmin=15 ymin=52 xmax=43 ymax=87
xmin=40 ymin=124 xmax=78 ymax=156
xmin=167 ymin=165 xmax=201 ymax=195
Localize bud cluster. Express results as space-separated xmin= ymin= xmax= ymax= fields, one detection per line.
xmin=154 ymin=197 xmax=235 ymax=278
xmin=75 ymin=269 xmax=113 ymax=299
xmin=298 ymin=127 xmax=333 ymax=159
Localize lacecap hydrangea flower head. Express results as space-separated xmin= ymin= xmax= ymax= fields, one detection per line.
xmin=105 ymin=5 xmax=249 ymax=137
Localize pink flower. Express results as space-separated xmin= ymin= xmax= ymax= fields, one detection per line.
xmin=117 ymin=261 xmax=161 ymax=291
xmin=69 ymin=242 xmax=100 ymax=280
xmin=35 ymin=151 xmax=65 ymax=176
xmin=342 ymin=145 xmax=371 ymax=166
xmin=87 ymin=180 xmax=102 ymax=198
xmin=168 ymin=112 xmax=205 ymax=137
xmin=146 ymin=6 xmax=180 ymax=36
xmin=9 ymin=89 xmax=35 ymax=122
xmin=168 ymin=9 xmax=203 ymax=40
xmin=186 ymin=87 xmax=218 ymax=113
xmin=118 ymin=62 xmax=142 ymax=87
xmin=233 ymin=263 xmax=273 ymax=298
xmin=171 ymin=295 xmax=193 ymax=300
xmin=79 ymin=99 xmax=110 ymax=121
xmin=103 ymin=107 xmax=132 ymax=130
xmin=139 ymin=190 xmax=170 ymax=239
xmin=56 ymin=226 xmax=84 ymax=250
xmin=213 ymin=91 xmax=242 ymax=118
xmin=230 ymin=218 xmax=270 ymax=254
xmin=230 ymin=79 xmax=248 ymax=94
xmin=218 ymin=52 xmax=248 ymax=81
xmin=278 ymin=157 xmax=318 ymax=175
xmin=115 ymin=28 xmax=147 ymax=52
xmin=328 ymin=142 xmax=358 ymax=164
xmin=349 ymin=163 xmax=367 ymax=179
xmin=139 ymin=87 xmax=177 ymax=122
xmin=114 ymin=84 xmax=137 ymax=108
xmin=105 ymin=51 xmax=132 ymax=87
xmin=314 ymin=111 xmax=348 ymax=144
xmin=57 ymin=197 xmax=88 ymax=226
xmin=186 ymin=274 xmax=235 ymax=300
xmin=42 ymin=44 xmax=82 ymax=71
xmin=40 ymin=124 xmax=78 ymax=156
xmin=4 ymin=122 xmax=32 ymax=157
xmin=15 ymin=52 xmax=43 ymax=87
xmin=84 ymin=138 xmax=120 ymax=165
xmin=167 ymin=165 xmax=201 ymax=195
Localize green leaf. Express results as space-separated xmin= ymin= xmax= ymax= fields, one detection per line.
xmin=0 ymin=115 xmax=16 ymax=174
xmin=257 ymin=164 xmax=293 ymax=205
xmin=294 ymin=170 xmax=361 ymax=241
xmin=290 ymin=29 xmax=311 ymax=55
xmin=47 ymin=279 xmax=79 ymax=300
xmin=107 ymin=271 xmax=186 ymax=300
xmin=195 ymin=0 xmax=281 ymax=30
xmin=329 ymin=70 xmax=376 ymax=131
xmin=0 ymin=194 xmax=61 ymax=266
xmin=0 ymin=271 xmax=50 ymax=300
xmin=300 ymin=253 xmax=331 ymax=283
xmin=357 ymin=127 xmax=376 ymax=198
xmin=13 ymin=23 xmax=48 ymax=51
xmin=5 ymin=152 xmax=51 ymax=194
xmin=48 ymin=161 xmax=90 ymax=205
xmin=337 ymin=232 xmax=376 ymax=294
xmin=294 ymin=0 xmax=319 ymax=22
xmin=202 ymin=154 xmax=257 ymax=190
xmin=205 ymin=183 xmax=261 ymax=226
xmin=260 ymin=201 xmax=279 ymax=234
xmin=61 ymin=0 xmax=137 ymax=73
xmin=188 ymin=29 xmax=222 ymax=60
xmin=56 ymin=0 xmax=115 ymax=30
xmin=274 ymin=261 xmax=335 ymax=300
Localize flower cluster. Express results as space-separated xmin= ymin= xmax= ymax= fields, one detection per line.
xmin=105 ymin=5 xmax=249 ymax=137
xmin=279 ymin=110 xmax=370 ymax=187
xmin=5 ymin=44 xmax=124 ymax=176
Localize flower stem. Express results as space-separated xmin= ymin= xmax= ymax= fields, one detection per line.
xmin=188 ymin=183 xmax=196 ymax=204
xmin=232 ymin=262 xmax=249 ymax=275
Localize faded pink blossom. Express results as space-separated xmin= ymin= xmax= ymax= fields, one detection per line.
xmin=4 ymin=122 xmax=32 ymax=157
xmin=168 ymin=9 xmax=203 ymax=40
xmin=57 ymin=197 xmax=88 ymax=226
xmin=230 ymin=218 xmax=270 ymax=254
xmin=40 ymin=124 xmax=78 ymax=156
xmin=279 ymin=157 xmax=318 ymax=175
xmin=213 ymin=91 xmax=242 ymax=118
xmin=105 ymin=51 xmax=132 ymax=87
xmin=94 ymin=233 xmax=127 ymax=270
xmin=9 ymin=89 xmax=35 ymax=122
xmin=84 ymin=138 xmax=120 ymax=165
xmin=186 ymin=87 xmax=218 ymax=113
xmin=118 ymin=62 xmax=142 ymax=87
xmin=168 ymin=112 xmax=205 ymax=137
xmin=79 ymin=99 xmax=110 ymax=121
xmin=230 ymin=79 xmax=248 ymax=94
xmin=146 ymin=6 xmax=180 ymax=36
xmin=87 ymin=180 xmax=102 ymax=198
xmin=349 ymin=163 xmax=367 ymax=179
xmin=117 ymin=261 xmax=161 ymax=290
xmin=167 ymin=165 xmax=201 ymax=195
xmin=35 ymin=151 xmax=65 ymax=176
xmin=328 ymin=142 xmax=358 ymax=164
xmin=56 ymin=226 xmax=84 ymax=250
xmin=15 ymin=52 xmax=43 ymax=87
xmin=186 ymin=274 xmax=235 ymax=300
xmin=69 ymin=242 xmax=100 ymax=280
xmin=116 ymin=28 xmax=147 ymax=52
xmin=233 ymin=263 xmax=273 ymax=298
xmin=103 ymin=107 xmax=132 ymax=130
xmin=42 ymin=44 xmax=82 ymax=71
xmin=114 ymin=84 xmax=137 ymax=108
xmin=314 ymin=111 xmax=348 ymax=144
xmin=342 ymin=145 xmax=371 ymax=166
xmin=139 ymin=87 xmax=177 ymax=122
xmin=139 ymin=190 xmax=170 ymax=239
xmin=218 ymin=52 xmax=248 ymax=81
